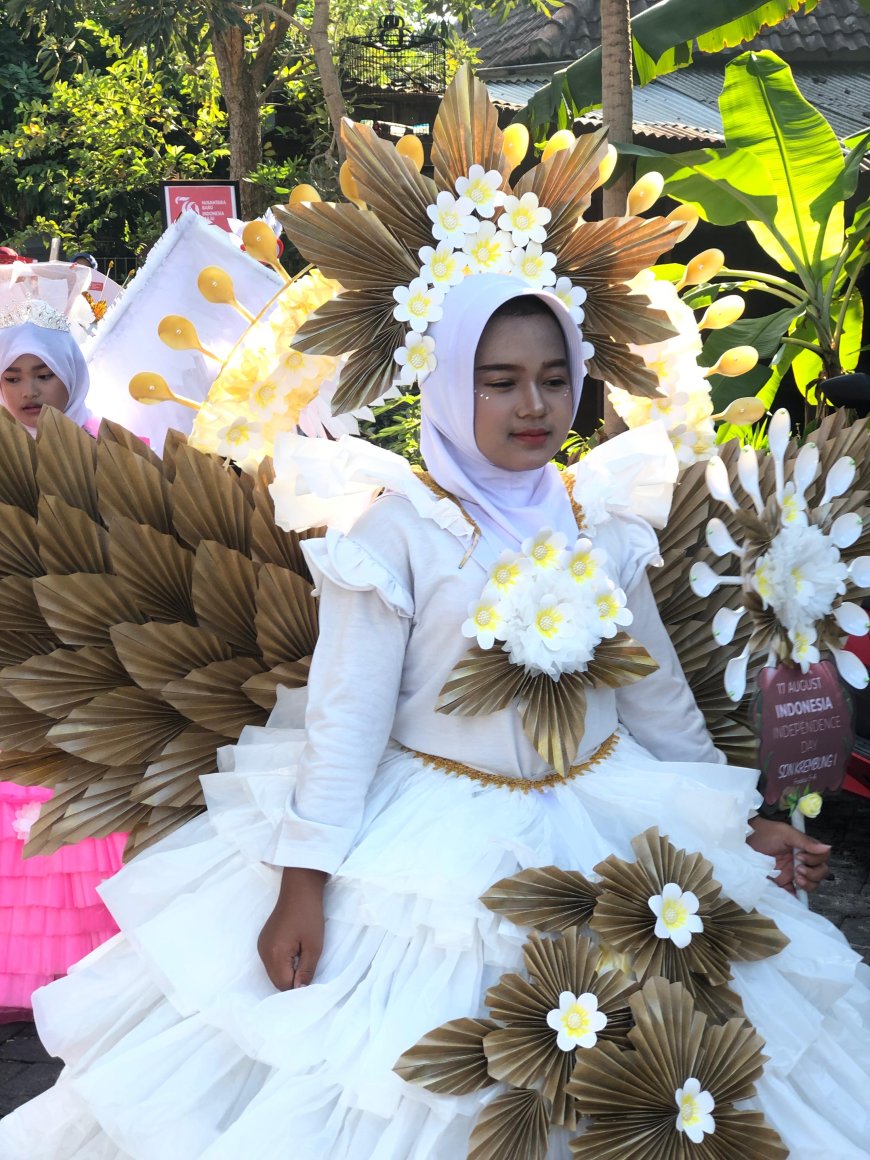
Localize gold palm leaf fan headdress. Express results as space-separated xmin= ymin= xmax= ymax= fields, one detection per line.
xmin=273 ymin=65 xmax=687 ymax=415
xmin=0 ymin=408 xmax=322 ymax=859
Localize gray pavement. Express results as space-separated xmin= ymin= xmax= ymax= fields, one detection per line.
xmin=1 ymin=793 xmax=869 ymax=1120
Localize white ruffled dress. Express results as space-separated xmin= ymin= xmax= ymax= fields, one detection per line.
xmin=1 ymin=476 xmax=869 ymax=1160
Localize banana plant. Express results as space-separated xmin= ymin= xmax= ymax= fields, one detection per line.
xmin=623 ymin=50 xmax=870 ymax=424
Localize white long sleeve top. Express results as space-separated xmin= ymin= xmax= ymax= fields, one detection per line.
xmin=267 ymin=493 xmax=721 ymax=875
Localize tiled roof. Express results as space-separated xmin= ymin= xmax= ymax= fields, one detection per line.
xmin=469 ymin=0 xmax=870 ymax=67
xmin=480 ymin=60 xmax=870 ymax=142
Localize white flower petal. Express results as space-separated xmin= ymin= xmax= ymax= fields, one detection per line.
xmin=821 ymin=456 xmax=857 ymax=506
xmin=850 ymin=556 xmax=870 ymax=588
xmin=705 ymin=456 xmax=737 ymax=510
xmin=831 ymin=646 xmax=869 ymax=688
xmin=768 ymin=408 xmax=792 ymax=501
xmin=792 ymin=441 xmax=819 ymax=499
xmin=712 ymin=605 xmax=745 ymax=645
xmin=724 ymin=646 xmax=751 ymax=701
xmin=705 ymin=517 xmax=743 ymax=558
xmin=737 ymin=445 xmax=764 ymax=514
xmin=689 ymin=561 xmax=725 ymax=598
xmin=830 ymin=512 xmax=863 ymax=549
xmin=833 ymin=601 xmax=870 ymax=637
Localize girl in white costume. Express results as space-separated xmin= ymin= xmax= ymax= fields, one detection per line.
xmin=0 ymin=276 xmax=867 ymax=1159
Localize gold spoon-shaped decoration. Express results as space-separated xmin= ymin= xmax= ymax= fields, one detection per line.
xmin=241 ymin=221 xmax=290 ymax=283
xmin=197 ymin=266 xmax=256 ymax=324
xmin=129 ymin=371 xmax=201 ymax=411
xmin=157 ymin=314 xmax=221 ymax=362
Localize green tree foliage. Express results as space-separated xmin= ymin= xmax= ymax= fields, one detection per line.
xmin=629 ymin=52 xmax=869 ymax=429
xmin=0 ymin=19 xmax=229 ymax=252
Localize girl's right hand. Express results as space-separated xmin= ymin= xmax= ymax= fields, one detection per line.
xmin=257 ymin=866 xmax=327 ymax=990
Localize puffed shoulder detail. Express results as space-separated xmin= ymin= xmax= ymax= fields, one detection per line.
xmin=589 ymin=512 xmax=662 ymax=591
xmin=302 ymin=522 xmax=415 ymax=618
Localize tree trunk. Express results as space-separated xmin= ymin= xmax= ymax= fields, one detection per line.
xmin=600 ymin=0 xmax=633 ymax=217
xmin=309 ymin=0 xmax=348 ymax=162
xmin=211 ymin=23 xmax=265 ymax=218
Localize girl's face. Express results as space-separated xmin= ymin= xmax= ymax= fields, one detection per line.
xmin=1 ymin=353 xmax=69 ymax=427
xmin=473 ymin=309 xmax=574 ymax=472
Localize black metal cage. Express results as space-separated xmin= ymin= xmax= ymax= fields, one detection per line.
xmin=339 ymin=15 xmax=446 ymax=95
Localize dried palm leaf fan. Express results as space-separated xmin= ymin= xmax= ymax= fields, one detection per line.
xmin=274 ymin=65 xmax=687 ymax=415
xmin=0 ymin=407 xmax=321 ymax=859
xmin=652 ymin=410 xmax=870 ymax=764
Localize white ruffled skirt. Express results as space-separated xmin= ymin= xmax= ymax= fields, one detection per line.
xmin=1 ymin=724 xmax=868 ymax=1160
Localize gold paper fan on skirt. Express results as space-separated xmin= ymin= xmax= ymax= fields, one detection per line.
xmin=0 ymin=410 xmax=323 ymax=859
xmin=568 ymin=977 xmax=787 ymax=1159
xmin=589 ymin=828 xmax=788 ymax=1016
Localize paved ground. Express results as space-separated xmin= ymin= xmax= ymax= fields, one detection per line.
xmin=1 ymin=795 xmax=869 ymax=1120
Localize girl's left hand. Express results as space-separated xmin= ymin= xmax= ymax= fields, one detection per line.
xmin=747 ymin=817 xmax=831 ymax=894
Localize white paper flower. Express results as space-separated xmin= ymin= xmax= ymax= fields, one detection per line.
xmin=788 ymin=624 xmax=821 ymax=671
xmin=675 ymin=1077 xmax=715 ymax=1144
xmin=461 ymin=598 xmax=503 ymax=650
xmin=523 ymin=529 xmax=567 ymax=570
xmin=417 ymin=242 xmax=465 ymax=288
xmin=462 ymin=220 xmax=514 ymax=275
xmin=11 ymin=801 xmax=41 ymax=841
xmin=454 ymin=164 xmax=505 ymax=218
xmin=393 ymin=331 xmax=437 ymax=386
xmin=392 ymin=278 xmax=445 ymax=333
xmin=753 ymin=524 xmax=848 ymax=628
xmin=532 ymin=595 xmax=574 ymax=650
xmin=553 ymin=276 xmax=587 ymax=324
xmin=487 ymin=550 xmax=527 ymax=595
xmin=546 ymin=990 xmax=608 ymax=1052
xmin=780 ymin=481 xmax=809 ymax=527
xmin=594 ymin=584 xmax=633 ymax=638
xmin=426 ymin=190 xmax=477 ymax=245
xmin=248 ymin=377 xmax=286 ymax=421
xmin=648 ymin=883 xmax=703 ymax=949
xmin=566 ymin=541 xmax=607 ymax=585
xmin=510 ymin=243 xmax=558 ymax=288
xmin=216 ymin=417 xmax=267 ymax=472
xmin=498 ymin=191 xmax=552 ymax=246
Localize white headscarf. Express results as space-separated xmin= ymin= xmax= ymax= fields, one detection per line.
xmin=0 ymin=319 xmax=93 ymax=436
xmin=419 ymin=274 xmax=587 ymax=551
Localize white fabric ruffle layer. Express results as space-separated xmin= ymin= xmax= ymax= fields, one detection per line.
xmin=1 ymin=728 xmax=868 ymax=1160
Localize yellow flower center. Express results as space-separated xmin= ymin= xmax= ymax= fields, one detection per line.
xmin=283 ymin=351 xmax=305 ymax=372
xmin=409 ymin=346 xmax=429 ymax=370
xmin=440 ymin=209 xmax=459 ymax=230
xmin=468 ymin=182 xmax=489 ymax=205
xmin=597 ymin=594 xmax=620 ymax=620
xmin=536 ymin=607 xmax=562 ymax=637
xmin=494 ymin=565 xmax=514 ymax=585
xmin=408 ymin=292 xmax=430 ymax=318
xmin=432 ymin=256 xmax=452 ymax=279
xmin=225 ymin=422 xmax=250 ymax=447
xmin=571 ymin=556 xmax=592 ymax=579
xmin=679 ymin=1092 xmax=702 ymax=1128
xmin=475 ymin=608 xmax=494 ymax=627
xmin=520 ymin=254 xmax=543 ymax=277
xmin=513 ymin=209 xmax=531 ymax=230
xmin=662 ymin=899 xmax=688 ymax=931
xmin=253 ymin=381 xmax=278 ymax=407
xmin=533 ymin=544 xmax=549 ymax=561
xmin=562 ymin=1004 xmax=590 ymax=1037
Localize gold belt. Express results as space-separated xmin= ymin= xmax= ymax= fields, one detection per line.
xmin=402 ymin=731 xmax=618 ymax=792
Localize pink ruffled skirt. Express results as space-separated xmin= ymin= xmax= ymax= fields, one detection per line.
xmin=0 ymin=782 xmax=125 ymax=1015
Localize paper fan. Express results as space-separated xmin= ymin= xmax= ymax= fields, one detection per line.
xmin=568 ymin=978 xmax=787 ymax=1159
xmin=0 ymin=412 xmax=324 ymax=858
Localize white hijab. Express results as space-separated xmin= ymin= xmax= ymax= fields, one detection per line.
xmin=419 ymin=274 xmax=586 ymax=551
xmin=0 ymin=320 xmax=93 ymax=436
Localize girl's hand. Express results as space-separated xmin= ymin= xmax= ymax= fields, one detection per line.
xmin=747 ymin=817 xmax=831 ymax=894
xmin=257 ymin=866 xmax=327 ymax=990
